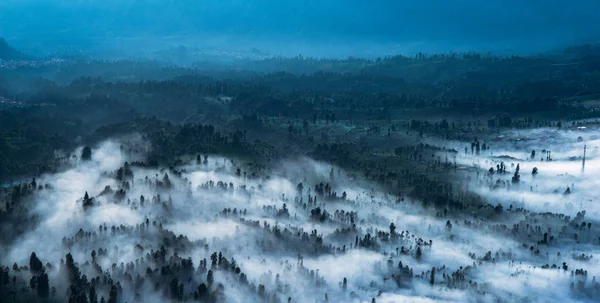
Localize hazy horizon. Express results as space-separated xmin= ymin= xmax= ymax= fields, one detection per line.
xmin=1 ymin=0 xmax=600 ymax=58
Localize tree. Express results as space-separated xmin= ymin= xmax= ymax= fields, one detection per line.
xmin=108 ymin=285 xmax=117 ymax=303
xmin=81 ymin=146 xmax=92 ymax=161
xmin=416 ymin=246 xmax=422 ymax=261
xmin=37 ymin=273 xmax=49 ymax=298
xmin=197 ymin=283 xmax=208 ymax=300
xmin=29 ymin=252 xmax=43 ymax=274
xmin=207 ymin=270 xmax=214 ymax=288
xmin=68 ymin=285 xmax=81 ymax=303
xmin=170 ymin=278 xmax=180 ymax=300
xmin=511 ymin=164 xmax=520 ymax=183
xmin=29 ymin=276 xmax=38 ymax=293
xmin=64 ymin=253 xmax=80 ymax=283
xmin=430 ymin=267 xmax=436 ymax=286
xmin=296 ymin=182 xmax=303 ymax=194
xmin=83 ymin=191 xmax=93 ymax=208
xmin=162 ymin=173 xmax=172 ymax=189
xmin=116 ymin=168 xmax=124 ymax=181
xmin=89 ymin=286 xmax=98 ymax=303
xmin=494 ymin=204 xmax=503 ymax=214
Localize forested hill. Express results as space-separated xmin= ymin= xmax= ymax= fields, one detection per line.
xmin=1 ymin=43 xmax=600 ymax=182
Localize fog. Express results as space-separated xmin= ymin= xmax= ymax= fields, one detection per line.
xmin=1 ymin=136 xmax=598 ymax=302
xmin=1 ymin=0 xmax=599 ymax=58
xmin=449 ymin=126 xmax=600 ymax=220
xmin=1 ymin=2 xmax=600 ymax=302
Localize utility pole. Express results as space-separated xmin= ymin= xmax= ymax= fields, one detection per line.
xmin=582 ymin=145 xmax=586 ymax=173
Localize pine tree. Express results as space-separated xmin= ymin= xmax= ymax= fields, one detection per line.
xmin=108 ymin=285 xmax=117 ymax=303
xmin=37 ymin=273 xmax=49 ymax=298
xmin=89 ymin=286 xmax=98 ymax=303
xmin=207 ymin=270 xmax=214 ymax=288
xmin=29 ymin=252 xmax=43 ymax=274
xmin=81 ymin=146 xmax=92 ymax=161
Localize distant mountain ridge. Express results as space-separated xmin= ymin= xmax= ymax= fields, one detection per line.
xmin=0 ymin=38 xmax=24 ymax=60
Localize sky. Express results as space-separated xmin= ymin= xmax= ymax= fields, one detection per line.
xmin=1 ymin=0 xmax=600 ymax=57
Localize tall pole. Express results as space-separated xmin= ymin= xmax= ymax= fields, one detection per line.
xmin=582 ymin=145 xmax=586 ymax=173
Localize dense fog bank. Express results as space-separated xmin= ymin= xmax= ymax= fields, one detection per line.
xmin=1 ymin=135 xmax=599 ymax=302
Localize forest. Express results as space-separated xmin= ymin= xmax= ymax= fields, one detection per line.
xmin=1 ymin=35 xmax=600 ymax=303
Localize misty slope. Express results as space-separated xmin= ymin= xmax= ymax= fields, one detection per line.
xmin=1 ymin=131 xmax=600 ymax=303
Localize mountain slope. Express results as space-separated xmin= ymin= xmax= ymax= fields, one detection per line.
xmin=0 ymin=38 xmax=23 ymax=60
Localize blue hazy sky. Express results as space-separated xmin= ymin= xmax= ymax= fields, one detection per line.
xmin=1 ymin=0 xmax=599 ymax=57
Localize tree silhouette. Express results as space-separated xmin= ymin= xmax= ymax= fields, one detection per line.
xmin=81 ymin=146 xmax=92 ymax=161
xmin=37 ymin=273 xmax=49 ymax=298
xmin=108 ymin=285 xmax=117 ymax=303
xmin=29 ymin=252 xmax=43 ymax=275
